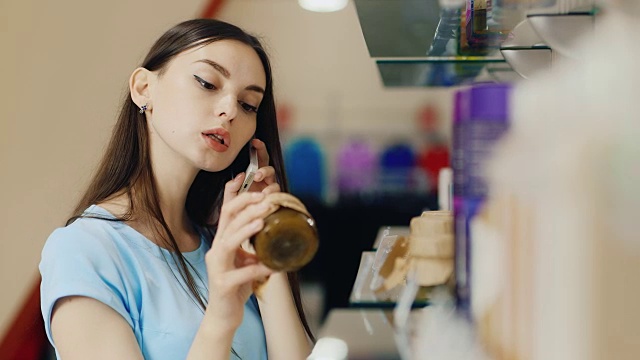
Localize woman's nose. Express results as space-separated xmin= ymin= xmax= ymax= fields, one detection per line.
xmin=215 ymin=94 xmax=237 ymax=122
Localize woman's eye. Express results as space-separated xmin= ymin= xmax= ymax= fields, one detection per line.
xmin=240 ymin=102 xmax=258 ymax=113
xmin=193 ymin=75 xmax=215 ymax=90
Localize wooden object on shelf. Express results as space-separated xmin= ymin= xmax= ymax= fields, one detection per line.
xmin=371 ymin=211 xmax=455 ymax=293
xmin=409 ymin=211 xmax=454 ymax=287
xmin=374 ymin=235 xmax=410 ymax=293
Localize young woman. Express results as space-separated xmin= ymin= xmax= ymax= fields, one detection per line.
xmin=39 ymin=19 xmax=313 ymax=359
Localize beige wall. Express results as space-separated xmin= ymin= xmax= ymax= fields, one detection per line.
xmin=218 ymin=0 xmax=454 ymax=202
xmin=0 ymin=0 xmax=207 ymax=337
xmin=0 ymin=0 xmax=453 ymax=337
xmin=219 ymin=0 xmax=454 ymax=148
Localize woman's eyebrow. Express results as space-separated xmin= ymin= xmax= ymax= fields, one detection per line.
xmin=195 ymin=59 xmax=230 ymax=78
xmin=246 ymin=85 xmax=265 ymax=94
xmin=194 ymin=59 xmax=265 ymax=94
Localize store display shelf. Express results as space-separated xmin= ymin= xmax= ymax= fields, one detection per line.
xmin=349 ymin=252 xmax=431 ymax=309
xmin=354 ymin=0 xmax=599 ymax=86
xmin=375 ymin=56 xmax=508 ymax=87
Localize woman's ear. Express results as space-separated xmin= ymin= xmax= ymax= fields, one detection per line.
xmin=129 ymin=67 xmax=155 ymax=111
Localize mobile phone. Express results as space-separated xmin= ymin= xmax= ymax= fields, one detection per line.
xmin=238 ymin=145 xmax=258 ymax=194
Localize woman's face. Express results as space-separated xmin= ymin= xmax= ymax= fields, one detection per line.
xmin=147 ymin=39 xmax=266 ymax=173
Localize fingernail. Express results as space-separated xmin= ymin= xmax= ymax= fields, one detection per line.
xmin=235 ymin=173 xmax=244 ymax=180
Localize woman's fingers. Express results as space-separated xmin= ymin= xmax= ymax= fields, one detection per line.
xmin=212 ymin=201 xmax=273 ymax=268
xmin=253 ymin=166 xmax=276 ymax=184
xmin=218 ymin=189 xmax=263 ymax=230
xmin=219 ymin=217 xmax=263 ymax=251
xmin=248 ymin=166 xmax=278 ymax=193
xmin=247 ymin=139 xmax=280 ymax=193
xmin=222 ymin=173 xmax=245 ymax=203
xmin=209 ymin=139 xmax=281 ymax=273
xmin=223 ymin=263 xmax=274 ymax=289
xmin=261 ymin=182 xmax=281 ymax=195
xmin=251 ymin=138 xmax=270 ymax=168
xmin=219 ymin=173 xmax=245 ymax=229
xmin=213 ymin=211 xmax=260 ymax=269
xmin=251 ymin=139 xmax=274 ymax=184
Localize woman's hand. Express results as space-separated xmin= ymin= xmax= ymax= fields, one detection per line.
xmin=246 ymin=138 xmax=281 ymax=195
xmin=202 ymin=138 xmax=280 ymax=333
xmin=204 ymin=190 xmax=272 ymax=332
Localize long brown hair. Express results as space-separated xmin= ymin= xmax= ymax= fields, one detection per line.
xmin=68 ymin=19 xmax=314 ymax=342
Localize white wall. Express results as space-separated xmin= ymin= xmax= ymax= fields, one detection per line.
xmin=0 ymin=0 xmax=453 ymax=337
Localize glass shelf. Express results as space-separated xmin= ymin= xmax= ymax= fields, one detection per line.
xmin=349 ymin=251 xmax=431 ymax=308
xmin=351 ymin=0 xmax=601 ymax=87
xmin=484 ymin=61 xmax=523 ymax=82
xmin=354 ymin=0 xmax=523 ymax=87
xmin=375 ymin=56 xmax=508 ymax=87
xmin=354 ymin=0 xmax=516 ymax=58
xmin=353 ymin=0 xmax=442 ymax=58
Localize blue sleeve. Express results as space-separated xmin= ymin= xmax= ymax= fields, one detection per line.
xmin=39 ymin=225 xmax=133 ymax=345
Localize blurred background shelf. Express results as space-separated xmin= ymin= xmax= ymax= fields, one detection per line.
xmin=349 ymin=251 xmax=431 ymax=309
xmin=299 ymin=194 xmax=438 ymax=318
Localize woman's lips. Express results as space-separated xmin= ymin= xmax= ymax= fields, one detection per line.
xmin=202 ymin=128 xmax=230 ymax=152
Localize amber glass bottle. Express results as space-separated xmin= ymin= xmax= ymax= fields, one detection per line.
xmin=250 ymin=193 xmax=319 ymax=272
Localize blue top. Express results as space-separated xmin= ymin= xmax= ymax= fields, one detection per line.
xmin=39 ymin=205 xmax=268 ymax=360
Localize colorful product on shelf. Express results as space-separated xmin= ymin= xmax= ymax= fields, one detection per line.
xmin=452 ymin=83 xmax=512 ymax=317
xmin=460 ymin=0 xmax=512 ymax=55
xmin=336 ymin=139 xmax=377 ymax=195
xmin=283 ymin=137 xmax=326 ymax=200
xmin=418 ymin=144 xmax=451 ymax=192
xmin=379 ymin=143 xmax=418 ymax=193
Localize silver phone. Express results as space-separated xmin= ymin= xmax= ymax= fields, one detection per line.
xmin=238 ymin=145 xmax=258 ymax=194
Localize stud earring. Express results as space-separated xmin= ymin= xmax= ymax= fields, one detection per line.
xmin=139 ymin=104 xmax=148 ymax=114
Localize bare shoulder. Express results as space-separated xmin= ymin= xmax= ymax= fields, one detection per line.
xmin=51 ymin=296 xmax=144 ymax=359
